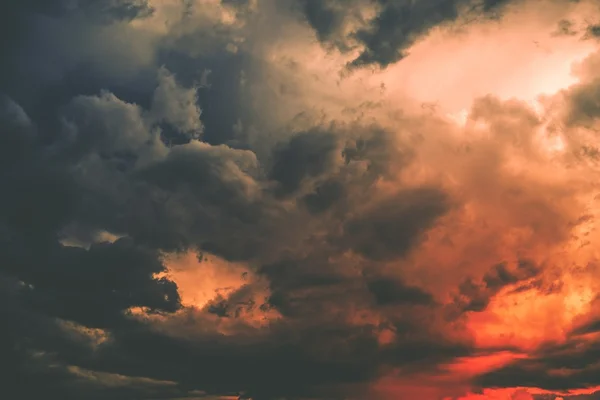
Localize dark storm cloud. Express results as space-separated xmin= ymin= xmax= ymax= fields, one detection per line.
xmin=571 ymin=318 xmax=600 ymax=336
xmin=2 ymin=238 xmax=181 ymax=328
xmin=564 ymin=82 xmax=600 ymax=126
xmin=74 ymin=0 xmax=154 ymax=22
xmin=260 ymin=257 xmax=348 ymax=294
xmin=269 ymin=129 xmax=340 ymax=196
xmin=342 ymin=187 xmax=450 ymax=260
xmin=586 ymin=23 xmax=600 ymax=38
xmin=35 ymin=69 xmax=275 ymax=262
xmin=474 ymin=335 xmax=600 ymax=392
xmin=0 ymin=273 xmax=189 ymax=400
xmin=0 ymin=44 xmax=265 ymax=395
xmin=0 ymin=97 xmax=76 ymax=238
xmin=0 ymin=71 xmax=458 ymax=399
xmin=1 ymin=0 xmax=153 ymax=19
xmin=454 ymin=260 xmax=540 ymax=312
xmin=341 ymin=127 xmax=405 ymax=176
xmin=296 ymin=0 xmax=512 ymax=69
xmin=0 ymin=0 xmax=155 ymax=90
xmin=88 ymin=320 xmax=383 ymax=399
xmin=0 ymin=92 xmax=182 ymax=328
xmin=258 ymin=253 xmax=361 ymax=319
xmin=258 ymin=253 xmax=436 ymax=323
xmin=0 ymin=0 xmax=150 ymax=68
xmin=3 ymin=0 xmax=577 ymax=398
xmin=296 ymin=126 xmax=411 ymax=215
xmin=0 ymin=0 xmax=246 ymax=153
xmin=366 ymin=277 xmax=434 ymax=306
xmin=81 ymin=294 xmax=470 ymax=400
xmin=154 ymin=22 xmax=254 ymax=147
xmin=0 ymin=0 xmax=258 ymax=165
xmin=129 ymin=140 xmax=274 ymax=259
xmin=0 ymin=270 xmax=458 ymax=400
xmin=302 ymin=178 xmax=346 ymax=214
xmin=556 ymin=49 xmax=600 ymax=128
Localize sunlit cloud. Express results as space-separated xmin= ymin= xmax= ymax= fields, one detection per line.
xmin=4 ymin=0 xmax=600 ymax=399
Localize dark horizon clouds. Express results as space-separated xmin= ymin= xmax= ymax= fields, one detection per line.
xmin=3 ymin=1 xmax=600 ymax=399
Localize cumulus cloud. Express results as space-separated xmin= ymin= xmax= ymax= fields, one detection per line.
xmin=4 ymin=0 xmax=600 ymax=399
xmin=295 ymin=0 xmax=512 ymax=69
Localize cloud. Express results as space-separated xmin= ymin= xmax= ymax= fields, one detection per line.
xmin=151 ymin=67 xmax=204 ymax=141
xmin=295 ymin=0 xmax=512 ymax=69
xmin=4 ymin=0 xmax=600 ymax=399
xmin=366 ymin=277 xmax=435 ymax=306
xmin=269 ymin=129 xmax=340 ymax=196
xmin=454 ymin=260 xmax=540 ymax=312
xmin=341 ymin=187 xmax=450 ymax=261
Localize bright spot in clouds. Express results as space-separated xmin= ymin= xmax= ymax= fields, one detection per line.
xmin=4 ymin=0 xmax=600 ymax=399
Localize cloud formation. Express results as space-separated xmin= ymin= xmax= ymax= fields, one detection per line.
xmin=3 ymin=0 xmax=600 ymax=399
xmin=296 ymin=0 xmax=511 ymax=69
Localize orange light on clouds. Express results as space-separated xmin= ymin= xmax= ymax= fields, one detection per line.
xmin=378 ymin=1 xmax=597 ymax=115
xmin=442 ymin=352 xmax=529 ymax=377
xmin=152 ymin=251 xmax=281 ymax=333
xmin=161 ymin=251 xmax=250 ymax=309
xmin=113 ymin=1 xmax=600 ymax=398
xmin=466 ymin=276 xmax=596 ymax=350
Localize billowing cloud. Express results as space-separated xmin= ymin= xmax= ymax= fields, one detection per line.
xmin=295 ymin=0 xmax=511 ymax=69
xmin=4 ymin=0 xmax=600 ymax=399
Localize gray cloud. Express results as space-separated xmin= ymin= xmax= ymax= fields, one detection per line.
xmin=342 ymin=187 xmax=450 ymax=261
xmin=296 ymin=0 xmax=512 ymax=69
xmin=269 ymin=129 xmax=340 ymax=196
xmin=474 ymin=336 xmax=600 ymax=393
xmin=4 ymin=0 xmax=600 ymax=399
xmin=0 ymin=73 xmax=454 ymax=398
xmin=366 ymin=277 xmax=435 ymax=306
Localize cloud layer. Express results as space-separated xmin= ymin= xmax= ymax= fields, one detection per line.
xmin=3 ymin=1 xmax=600 ymax=399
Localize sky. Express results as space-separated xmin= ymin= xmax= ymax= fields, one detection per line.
xmin=3 ymin=0 xmax=600 ymax=399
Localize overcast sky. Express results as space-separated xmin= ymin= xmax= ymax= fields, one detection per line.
xmin=2 ymin=1 xmax=600 ymax=399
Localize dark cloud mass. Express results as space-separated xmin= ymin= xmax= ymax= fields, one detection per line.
xmin=3 ymin=0 xmax=600 ymax=399
xmin=342 ymin=187 xmax=450 ymax=260
xmin=296 ymin=0 xmax=511 ymax=68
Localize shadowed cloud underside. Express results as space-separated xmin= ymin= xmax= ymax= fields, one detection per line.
xmin=2 ymin=1 xmax=600 ymax=400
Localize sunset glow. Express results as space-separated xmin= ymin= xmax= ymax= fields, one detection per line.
xmin=4 ymin=0 xmax=600 ymax=399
